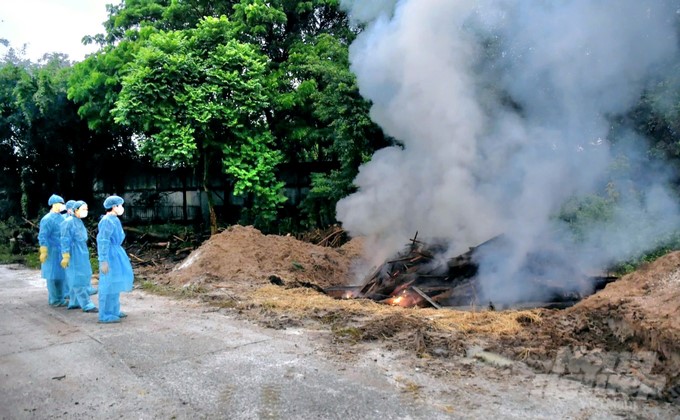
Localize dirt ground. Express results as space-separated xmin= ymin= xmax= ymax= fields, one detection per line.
xmin=132 ymin=225 xmax=680 ymax=403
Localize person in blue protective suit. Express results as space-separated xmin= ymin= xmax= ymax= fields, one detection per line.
xmin=61 ymin=200 xmax=98 ymax=298
xmin=64 ymin=200 xmax=76 ymax=216
xmin=96 ymin=195 xmax=134 ymax=323
xmin=61 ymin=200 xmax=77 ymax=302
xmin=38 ymin=194 xmax=67 ymax=306
xmin=60 ymin=201 xmax=98 ymax=313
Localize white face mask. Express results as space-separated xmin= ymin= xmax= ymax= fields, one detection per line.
xmin=114 ymin=206 xmax=124 ymax=216
xmin=78 ymin=210 xmax=88 ymax=218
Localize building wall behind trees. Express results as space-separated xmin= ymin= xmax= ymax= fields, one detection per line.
xmin=92 ymin=161 xmax=333 ymax=227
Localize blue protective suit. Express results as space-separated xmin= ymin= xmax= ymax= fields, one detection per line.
xmin=96 ymin=214 xmax=133 ymax=322
xmin=38 ymin=211 xmax=66 ymax=306
xmin=61 ymin=201 xmax=77 ymax=300
xmin=60 ymin=215 xmax=96 ymax=312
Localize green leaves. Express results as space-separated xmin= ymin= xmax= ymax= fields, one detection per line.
xmin=232 ymin=0 xmax=287 ymax=39
xmin=0 ymin=55 xmax=103 ymax=217
xmin=276 ymin=33 xmax=390 ymax=227
xmin=4 ymin=0 xmax=389 ymax=229
xmin=114 ymin=16 xmax=286 ymax=229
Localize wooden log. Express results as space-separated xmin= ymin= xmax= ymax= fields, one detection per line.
xmin=175 ymin=247 xmax=194 ymax=255
xmin=411 ymin=286 xmax=442 ymax=309
xmin=129 ymin=253 xmax=148 ymax=263
xmin=387 ymin=256 xmax=417 ymax=264
xmin=353 ymin=234 xmax=509 ymax=307
xmin=22 ymin=217 xmax=37 ymax=229
xmin=317 ymin=227 xmax=342 ymax=247
xmin=369 ymin=273 xmax=418 ymax=298
xmin=431 ymin=279 xmax=479 ymax=307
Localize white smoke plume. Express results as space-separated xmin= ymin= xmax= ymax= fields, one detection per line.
xmin=337 ymin=0 xmax=680 ymax=304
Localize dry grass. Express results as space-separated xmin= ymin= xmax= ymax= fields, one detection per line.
xmin=248 ymin=285 xmax=542 ymax=337
xmin=394 ymin=375 xmax=424 ymax=397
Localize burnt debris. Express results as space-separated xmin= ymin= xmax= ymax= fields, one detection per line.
xmin=325 ymin=233 xmax=617 ymax=310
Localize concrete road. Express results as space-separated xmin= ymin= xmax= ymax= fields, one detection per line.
xmin=1 ymin=264 xmax=678 ymax=420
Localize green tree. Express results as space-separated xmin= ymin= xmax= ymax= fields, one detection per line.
xmin=68 ymin=41 xmax=140 ymax=195
xmin=114 ymin=17 xmax=285 ymax=233
xmin=97 ymin=0 xmax=351 ymax=64
xmin=94 ymin=0 xmax=239 ymax=45
xmin=0 ymin=59 xmax=28 ymax=217
xmin=74 ymin=0 xmax=389 ymax=229
xmin=7 ymin=54 xmax=95 ymax=217
xmin=626 ymin=64 xmax=680 ymax=170
xmin=278 ymin=33 xmax=390 ymax=227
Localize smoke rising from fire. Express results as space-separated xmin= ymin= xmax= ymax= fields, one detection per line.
xmin=337 ymin=0 xmax=680 ymax=304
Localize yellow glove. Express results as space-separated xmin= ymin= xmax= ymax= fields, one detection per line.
xmin=60 ymin=253 xmax=70 ymax=269
xmin=100 ymin=261 xmax=109 ymax=274
xmin=39 ymin=246 xmax=48 ymax=264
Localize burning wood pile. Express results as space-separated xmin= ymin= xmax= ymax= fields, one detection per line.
xmin=325 ymin=233 xmax=617 ymax=310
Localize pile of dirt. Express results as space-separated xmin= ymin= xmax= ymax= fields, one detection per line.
xmin=161 ymin=225 xmax=364 ymax=294
xmin=139 ymin=225 xmax=680 ymax=401
xmin=151 ymin=227 xmax=680 ymax=356
xmin=566 ymin=252 xmax=680 ymax=385
xmin=569 ymin=251 xmax=680 ymax=353
xmin=492 ymin=251 xmax=680 ymax=400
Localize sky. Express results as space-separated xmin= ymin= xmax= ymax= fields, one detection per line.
xmin=0 ymin=0 xmax=112 ymax=62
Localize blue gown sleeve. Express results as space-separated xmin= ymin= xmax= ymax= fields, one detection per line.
xmin=38 ymin=216 xmax=49 ymax=247
xmin=60 ymin=218 xmax=73 ymax=255
xmin=97 ymin=217 xmax=113 ymax=263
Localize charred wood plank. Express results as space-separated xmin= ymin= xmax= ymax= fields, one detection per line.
xmin=431 ymin=279 xmax=479 ymax=307
xmin=411 ymin=286 xmax=442 ymax=309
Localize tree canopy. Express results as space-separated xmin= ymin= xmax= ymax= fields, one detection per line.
xmin=0 ymin=0 xmax=386 ymax=231
xmin=1 ymin=0 xmax=680 ymax=247
xmin=113 ymin=17 xmax=286 ymax=232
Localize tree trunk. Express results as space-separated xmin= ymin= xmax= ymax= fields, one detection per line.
xmin=182 ymin=168 xmax=188 ymax=223
xmin=203 ymin=152 xmax=217 ymax=235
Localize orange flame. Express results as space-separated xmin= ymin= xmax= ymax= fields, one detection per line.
xmin=384 ymin=289 xmax=426 ymax=308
